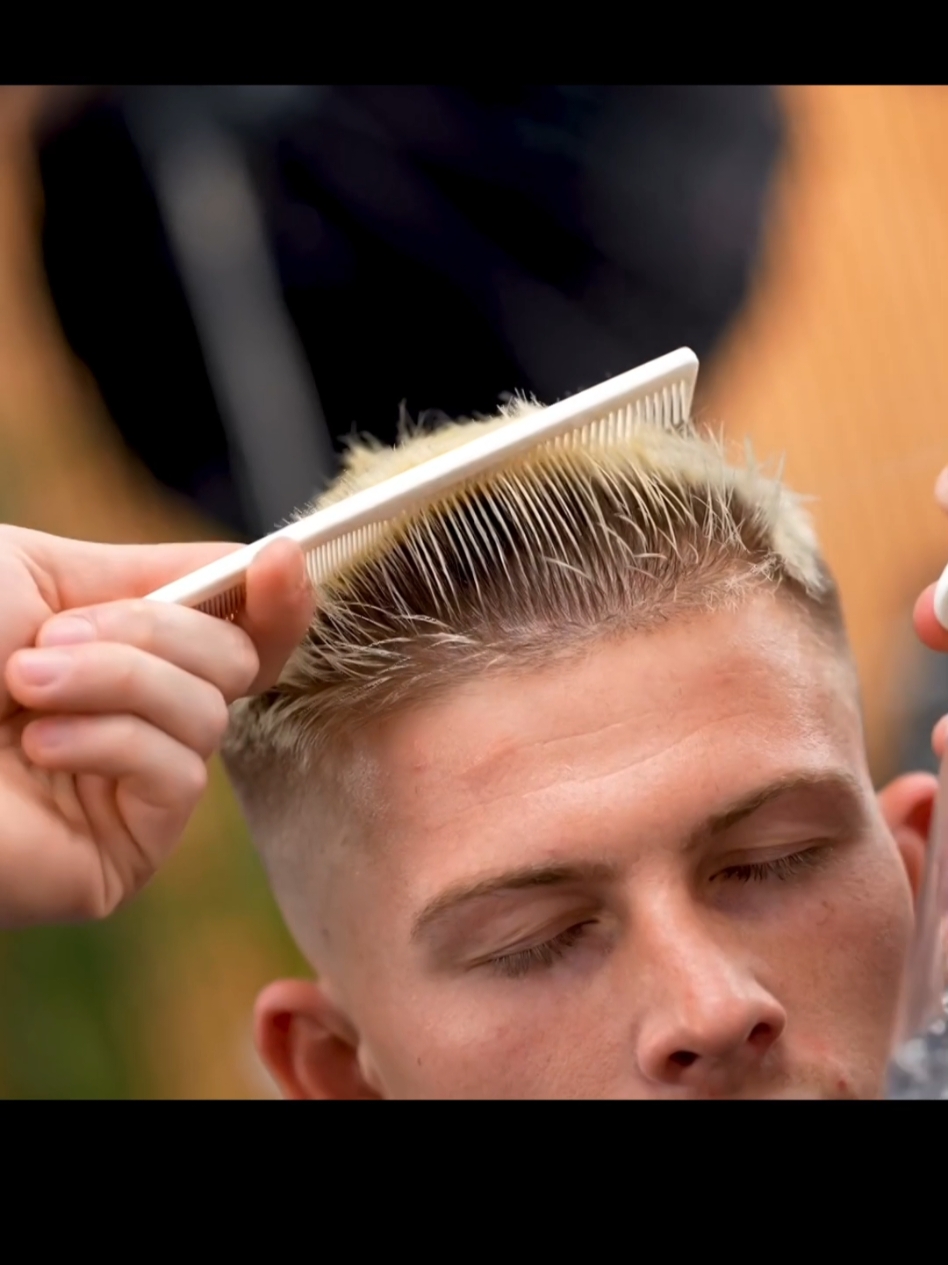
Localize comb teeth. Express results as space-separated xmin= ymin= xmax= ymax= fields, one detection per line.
xmin=196 ymin=585 xmax=245 ymax=621
xmin=305 ymin=520 xmax=390 ymax=587
xmin=152 ymin=352 xmax=699 ymax=622
xmin=542 ymin=380 xmax=685 ymax=454
xmin=195 ymin=381 xmax=690 ymax=620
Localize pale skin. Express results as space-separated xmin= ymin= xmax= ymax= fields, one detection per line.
xmin=1 ymin=471 xmax=948 ymax=1097
xmin=0 ymin=527 xmax=314 ymax=925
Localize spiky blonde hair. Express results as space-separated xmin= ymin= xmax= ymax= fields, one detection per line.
xmin=221 ymin=400 xmax=840 ymax=853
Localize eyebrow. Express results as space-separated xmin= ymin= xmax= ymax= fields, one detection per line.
xmin=410 ymin=861 xmax=617 ymax=941
xmin=696 ymin=770 xmax=865 ymax=843
xmin=410 ymin=770 xmax=866 ymax=942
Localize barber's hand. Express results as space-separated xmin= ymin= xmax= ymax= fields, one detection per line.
xmin=915 ymin=468 xmax=948 ymax=760
xmin=0 ymin=526 xmax=313 ymax=928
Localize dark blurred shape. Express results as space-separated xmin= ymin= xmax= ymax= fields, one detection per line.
xmin=900 ymin=647 xmax=945 ymax=776
xmin=37 ymin=86 xmax=784 ymax=539
xmin=124 ymin=88 xmax=337 ymax=538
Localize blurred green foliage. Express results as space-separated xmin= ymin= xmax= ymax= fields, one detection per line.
xmin=0 ymin=763 xmax=308 ymax=1099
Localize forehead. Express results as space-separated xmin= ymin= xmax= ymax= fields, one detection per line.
xmin=354 ymin=595 xmax=864 ymax=858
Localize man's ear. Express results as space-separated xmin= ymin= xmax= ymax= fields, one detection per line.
xmin=254 ymin=979 xmax=383 ymax=1100
xmin=876 ymin=772 xmax=938 ymax=900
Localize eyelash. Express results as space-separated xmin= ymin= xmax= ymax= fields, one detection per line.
xmin=714 ymin=845 xmax=828 ymax=884
xmin=486 ymin=848 xmax=829 ymax=979
xmin=487 ymin=923 xmax=592 ymax=980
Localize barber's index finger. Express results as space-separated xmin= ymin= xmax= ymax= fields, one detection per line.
xmin=23 ymin=532 xmax=243 ymax=613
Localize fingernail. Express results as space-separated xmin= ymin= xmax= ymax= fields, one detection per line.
xmin=15 ymin=650 xmax=69 ymax=686
xmin=40 ymin=615 xmax=96 ymax=646
xmin=935 ymin=467 xmax=948 ymax=510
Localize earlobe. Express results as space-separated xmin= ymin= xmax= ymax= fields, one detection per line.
xmin=254 ymin=979 xmax=382 ymax=1100
xmin=877 ymin=772 xmax=938 ymax=901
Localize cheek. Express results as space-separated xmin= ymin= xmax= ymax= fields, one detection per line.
xmin=825 ymin=845 xmax=914 ymax=993
xmin=358 ymin=972 xmax=624 ymax=1099
xmin=776 ymin=842 xmax=915 ymax=1076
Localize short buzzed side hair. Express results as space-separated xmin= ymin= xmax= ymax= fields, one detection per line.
xmin=221 ymin=401 xmax=843 ymax=902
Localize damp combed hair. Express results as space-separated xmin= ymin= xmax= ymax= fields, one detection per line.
xmin=221 ymin=399 xmax=842 ymax=852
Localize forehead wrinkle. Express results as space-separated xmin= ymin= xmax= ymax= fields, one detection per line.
xmin=380 ymin=629 xmax=834 ymax=796
xmin=385 ymin=702 xmax=802 ymax=840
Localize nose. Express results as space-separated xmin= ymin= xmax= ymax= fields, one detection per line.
xmin=635 ymin=934 xmax=787 ymax=1095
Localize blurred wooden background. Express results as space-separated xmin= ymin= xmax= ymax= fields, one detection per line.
xmin=702 ymin=86 xmax=948 ymax=780
xmin=1 ymin=84 xmax=947 ymax=1096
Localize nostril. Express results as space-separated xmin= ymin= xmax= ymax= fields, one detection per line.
xmin=749 ymin=1022 xmax=773 ymax=1047
xmin=670 ymin=1050 xmax=698 ymax=1068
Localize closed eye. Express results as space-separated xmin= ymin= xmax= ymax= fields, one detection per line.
xmin=713 ymin=844 xmax=830 ymax=884
xmin=484 ymin=921 xmax=596 ymax=980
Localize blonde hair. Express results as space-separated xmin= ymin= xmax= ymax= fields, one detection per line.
xmin=222 ymin=401 xmax=840 ymax=857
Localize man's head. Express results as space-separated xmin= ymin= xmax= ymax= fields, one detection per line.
xmin=222 ymin=404 xmax=935 ymax=1098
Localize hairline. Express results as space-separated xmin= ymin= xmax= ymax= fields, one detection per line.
xmin=233 ymin=574 xmax=853 ymax=858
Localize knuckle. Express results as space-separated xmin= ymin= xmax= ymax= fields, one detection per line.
xmin=111 ymin=649 xmax=138 ymax=695
xmin=203 ymin=690 xmax=231 ymax=749
xmin=110 ymin=599 xmax=155 ymax=651
xmin=226 ymin=634 xmax=260 ymax=696
xmin=177 ymin=681 xmax=220 ymax=755
xmin=238 ymin=634 xmax=261 ymax=686
xmin=178 ymin=753 xmax=209 ymax=802
xmin=120 ymin=599 xmax=153 ymax=645
xmin=93 ymin=599 xmax=159 ymax=655
xmin=114 ymin=713 xmax=143 ymax=753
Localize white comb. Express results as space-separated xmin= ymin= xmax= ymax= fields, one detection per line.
xmin=146 ymin=347 xmax=700 ymax=620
